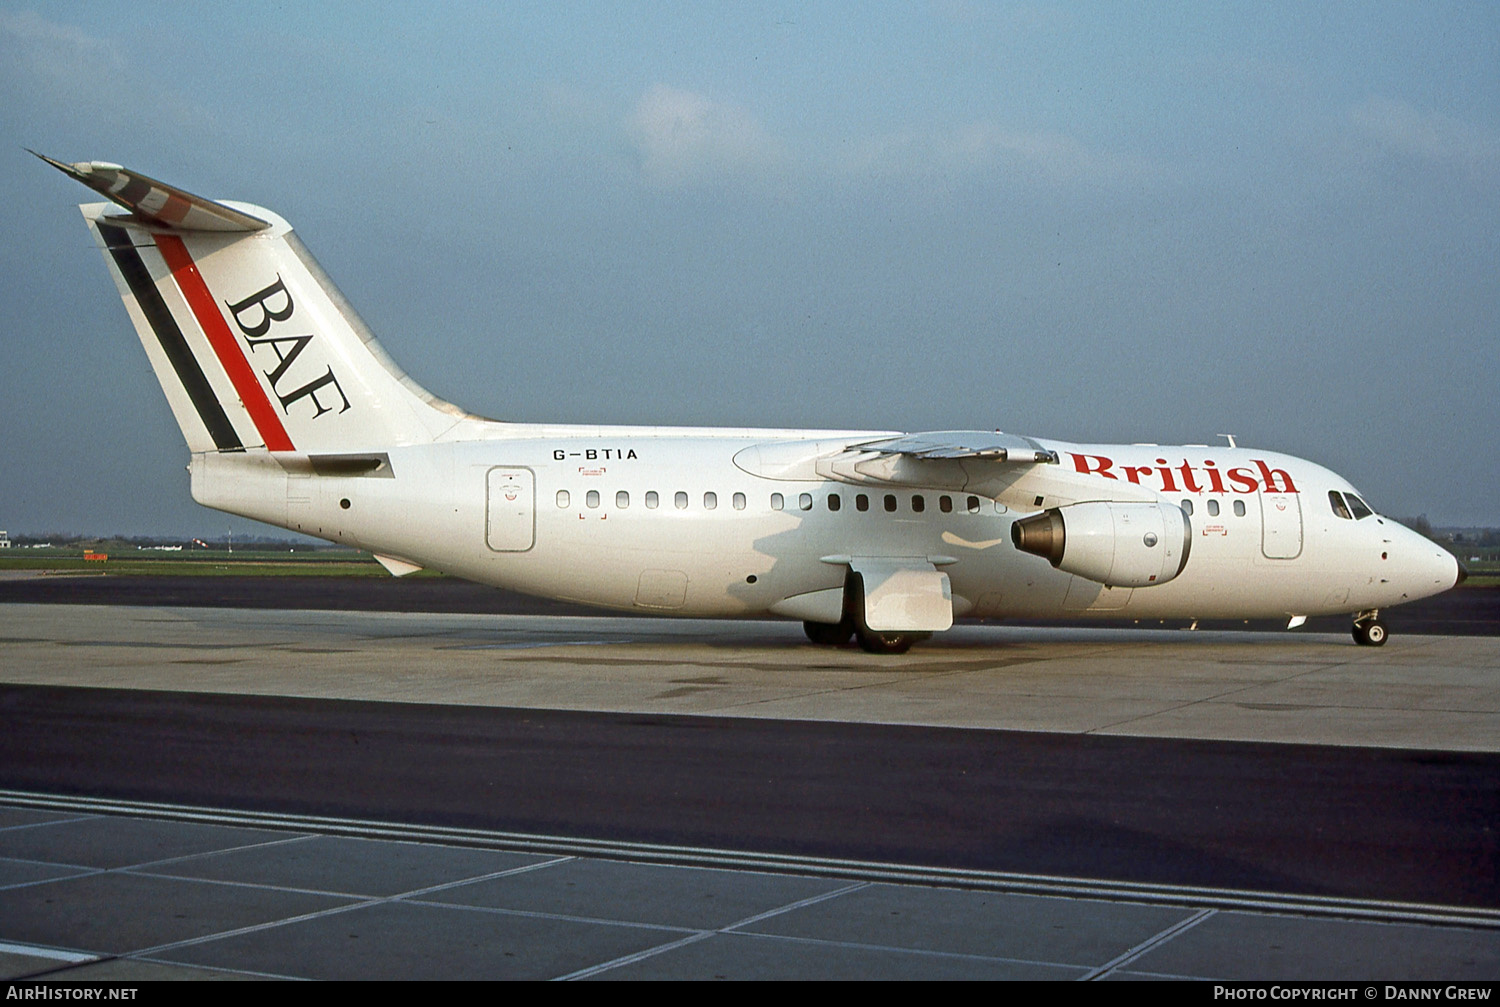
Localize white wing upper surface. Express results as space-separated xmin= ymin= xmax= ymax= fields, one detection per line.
xmin=736 ymin=430 xmax=1167 ymax=512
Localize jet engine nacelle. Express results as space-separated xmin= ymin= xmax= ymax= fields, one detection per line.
xmin=1011 ymin=501 xmax=1191 ymax=588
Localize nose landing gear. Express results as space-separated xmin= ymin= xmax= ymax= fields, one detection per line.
xmin=1352 ymin=611 xmax=1387 ymax=647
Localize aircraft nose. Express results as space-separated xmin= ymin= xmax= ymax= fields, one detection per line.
xmin=1390 ymin=523 xmax=1464 ymax=599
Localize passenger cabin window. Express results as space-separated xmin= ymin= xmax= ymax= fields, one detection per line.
xmin=940 ymin=495 xmax=953 ymax=513
xmin=704 ymin=492 xmax=717 ymax=510
xmin=733 ymin=492 xmax=746 ymax=511
xmin=883 ymin=494 xmax=897 ymax=513
xmin=856 ymin=494 xmax=869 ymax=512
xmin=799 ymin=493 xmax=813 ymax=511
xmin=967 ymin=496 xmax=981 ymax=514
xmin=1329 ymin=491 xmax=1353 ymax=520
xmin=828 ymin=494 xmax=841 ymax=512
xmin=646 ymin=491 xmax=659 ymax=509
xmin=771 ymin=493 xmax=784 ymax=511
xmin=1181 ymin=499 xmax=1194 ymax=516
xmin=586 ymin=490 xmax=600 ymax=509
xmin=556 ymin=490 xmax=570 ymax=508
xmin=912 ymin=495 xmax=925 ymax=513
xmin=1207 ymin=499 xmax=1220 ymax=517
xmin=1347 ymin=494 xmax=1373 ymax=520
xmin=674 ymin=491 xmax=688 ymax=510
xmin=616 ymin=490 xmax=629 ymax=509
xmin=1233 ymin=500 xmax=1246 ymax=517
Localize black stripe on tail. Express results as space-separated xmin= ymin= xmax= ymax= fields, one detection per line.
xmin=97 ymin=223 xmax=242 ymax=451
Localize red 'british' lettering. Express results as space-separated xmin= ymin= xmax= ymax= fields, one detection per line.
xmin=1071 ymin=453 xmax=1116 ymax=479
xmin=1067 ymin=452 xmax=1298 ymax=494
xmin=1203 ymin=460 xmax=1226 ymax=493
xmin=1155 ymin=458 xmax=1179 ymax=493
xmin=1176 ymin=461 xmax=1203 ymax=493
xmin=1255 ymin=459 xmax=1297 ymax=493
xmin=1227 ymin=467 xmax=1261 ymax=493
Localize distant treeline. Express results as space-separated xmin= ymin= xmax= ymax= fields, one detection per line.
xmin=5 ymin=533 xmax=354 ymax=552
xmin=1391 ymin=518 xmax=1500 ymax=562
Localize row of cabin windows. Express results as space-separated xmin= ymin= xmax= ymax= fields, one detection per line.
xmin=556 ymin=488 xmax=1377 ymax=524
xmin=778 ymin=492 xmax=991 ymax=514
xmin=1180 ymin=498 xmax=1247 ymax=518
xmin=555 ymin=490 xmax=747 ymax=511
xmin=554 ymin=490 xmax=996 ymax=514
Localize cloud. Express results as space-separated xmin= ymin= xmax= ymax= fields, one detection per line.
xmin=618 ymin=83 xmax=1145 ymax=195
xmin=625 ymin=84 xmax=783 ymax=187
xmin=0 ymin=10 xmax=126 ymax=98
xmin=1349 ymin=97 xmax=1499 ymax=178
xmin=835 ymin=120 xmax=1150 ymax=187
xmin=0 ymin=9 xmax=212 ymax=131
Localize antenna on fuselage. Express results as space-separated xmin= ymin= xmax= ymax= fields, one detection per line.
xmin=1217 ymin=433 xmax=1238 ymax=449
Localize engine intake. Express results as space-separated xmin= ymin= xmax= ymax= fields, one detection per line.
xmin=1012 ymin=501 xmax=1191 ymax=588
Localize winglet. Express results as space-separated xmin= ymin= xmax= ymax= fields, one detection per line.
xmin=30 ymin=150 xmax=269 ymax=232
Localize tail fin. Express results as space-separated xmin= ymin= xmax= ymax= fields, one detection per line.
xmin=40 ymin=154 xmax=470 ymax=454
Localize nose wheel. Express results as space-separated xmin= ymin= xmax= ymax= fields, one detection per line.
xmin=1352 ymin=613 xmax=1387 ymax=647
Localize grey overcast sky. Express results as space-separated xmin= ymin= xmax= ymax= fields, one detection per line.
xmin=2 ymin=2 xmax=1497 ymax=536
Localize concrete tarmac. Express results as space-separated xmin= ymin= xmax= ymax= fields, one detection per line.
xmin=3 ymin=799 xmax=1495 ymax=982
xmin=2 ymin=603 xmax=1498 ymax=750
xmin=2 ymin=601 xmax=1497 ymax=981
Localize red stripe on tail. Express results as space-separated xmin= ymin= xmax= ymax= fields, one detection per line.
xmin=154 ymin=234 xmax=295 ymax=452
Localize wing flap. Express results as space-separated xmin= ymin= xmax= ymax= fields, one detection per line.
xmin=847 ymin=430 xmax=1059 ymax=464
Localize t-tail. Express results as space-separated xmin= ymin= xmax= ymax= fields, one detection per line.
xmin=36 ymin=152 xmax=470 ymax=456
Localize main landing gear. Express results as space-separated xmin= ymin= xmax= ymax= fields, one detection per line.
xmin=1352 ymin=611 xmax=1387 ymax=647
xmin=803 ymin=619 xmax=854 ymax=647
xmin=856 ymin=630 xmax=923 ymax=655
xmin=803 ymin=619 xmax=922 ymax=654
xmin=803 ymin=572 xmax=930 ymax=655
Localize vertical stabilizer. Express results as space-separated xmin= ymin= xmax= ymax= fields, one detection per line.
xmin=44 ymin=155 xmax=470 ymax=454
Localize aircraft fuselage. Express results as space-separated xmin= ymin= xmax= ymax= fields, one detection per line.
xmin=190 ymin=429 xmax=1459 ymax=626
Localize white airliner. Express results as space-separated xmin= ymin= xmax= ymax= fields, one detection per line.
xmin=40 ymin=154 xmax=1463 ymax=653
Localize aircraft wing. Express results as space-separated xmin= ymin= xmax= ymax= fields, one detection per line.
xmin=844 ymin=430 xmax=1059 ymax=463
xmin=813 ymin=430 xmax=1163 ymax=510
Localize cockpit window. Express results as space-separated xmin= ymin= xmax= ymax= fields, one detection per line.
xmin=1347 ymin=494 xmax=1373 ymax=520
xmin=1329 ymin=491 xmax=1352 ymax=520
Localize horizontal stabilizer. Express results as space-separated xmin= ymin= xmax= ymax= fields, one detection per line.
xmin=31 ymin=151 xmax=268 ymax=232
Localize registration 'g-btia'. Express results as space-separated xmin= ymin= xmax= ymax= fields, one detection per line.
xmin=39 ymin=154 xmax=1463 ymax=653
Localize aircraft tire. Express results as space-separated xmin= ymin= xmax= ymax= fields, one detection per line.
xmin=804 ymin=620 xmax=854 ymax=646
xmin=1352 ymin=619 xmax=1388 ymax=647
xmin=856 ymin=630 xmax=916 ymax=655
